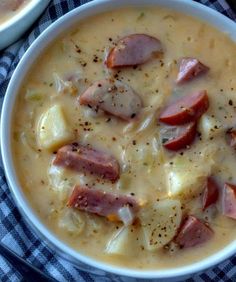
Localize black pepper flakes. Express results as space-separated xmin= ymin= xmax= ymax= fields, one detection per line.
xmin=93 ymin=55 xmax=99 ymax=63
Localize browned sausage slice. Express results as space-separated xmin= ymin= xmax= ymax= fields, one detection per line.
xmin=161 ymin=122 xmax=196 ymax=151
xmin=68 ymin=185 xmax=140 ymax=223
xmin=202 ymin=177 xmax=219 ymax=211
xmin=175 ymin=216 xmax=214 ymax=248
xmin=106 ymin=34 xmax=163 ymax=68
xmin=159 ymin=90 xmax=209 ymax=125
xmin=176 ymin=57 xmax=209 ymax=84
xmin=53 ymin=143 xmax=120 ymax=182
xmin=222 ymin=183 xmax=236 ymax=219
xmin=79 ymin=79 xmax=142 ymax=121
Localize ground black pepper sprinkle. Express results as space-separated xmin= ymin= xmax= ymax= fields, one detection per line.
xmin=229 ymin=99 xmax=233 ymax=106
xmin=93 ymin=55 xmax=99 ymax=63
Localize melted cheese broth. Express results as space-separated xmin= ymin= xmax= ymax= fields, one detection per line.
xmin=0 ymin=0 xmax=31 ymax=26
xmin=12 ymin=7 xmax=236 ymax=269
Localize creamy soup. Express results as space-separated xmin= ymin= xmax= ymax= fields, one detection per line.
xmin=0 ymin=0 xmax=31 ymax=26
xmin=12 ymin=7 xmax=236 ymax=270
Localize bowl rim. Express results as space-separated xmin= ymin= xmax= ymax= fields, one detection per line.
xmin=1 ymin=0 xmax=236 ymax=279
xmin=0 ymin=0 xmax=50 ymax=32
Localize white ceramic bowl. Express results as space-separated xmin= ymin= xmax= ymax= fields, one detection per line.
xmin=1 ymin=0 xmax=236 ymax=280
xmin=0 ymin=0 xmax=50 ymax=50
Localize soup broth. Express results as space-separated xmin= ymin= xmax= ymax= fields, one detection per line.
xmin=12 ymin=7 xmax=236 ymax=269
xmin=0 ymin=0 xmax=31 ymax=26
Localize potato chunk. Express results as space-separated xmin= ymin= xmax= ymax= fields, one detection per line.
xmin=105 ymin=226 xmax=140 ymax=256
xmin=140 ymin=199 xmax=182 ymax=251
xmin=166 ymin=167 xmax=206 ymax=198
xmin=165 ymin=145 xmax=216 ymax=197
xmin=37 ymin=104 xmax=73 ymax=150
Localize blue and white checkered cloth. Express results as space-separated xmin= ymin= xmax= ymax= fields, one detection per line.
xmin=0 ymin=0 xmax=235 ymax=281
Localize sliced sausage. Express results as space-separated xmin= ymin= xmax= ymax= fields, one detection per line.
xmin=161 ymin=122 xmax=196 ymax=151
xmin=53 ymin=143 xmax=120 ymax=182
xmin=202 ymin=177 xmax=219 ymax=211
xmin=68 ymin=185 xmax=140 ymax=223
xmin=176 ymin=57 xmax=209 ymax=84
xmin=106 ymin=34 xmax=163 ymax=68
xmin=222 ymin=183 xmax=236 ymax=219
xmin=159 ymin=90 xmax=209 ymax=125
xmin=79 ymin=79 xmax=142 ymax=121
xmin=175 ymin=215 xmax=214 ymax=248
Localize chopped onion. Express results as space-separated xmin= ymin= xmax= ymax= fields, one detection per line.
xmin=104 ymin=47 xmax=109 ymax=62
xmin=118 ymin=206 xmax=135 ymax=226
xmin=123 ymin=121 xmax=135 ymax=134
xmin=48 ymin=165 xmax=72 ymax=197
xmin=120 ymin=148 xmax=130 ymax=171
xmin=65 ymin=70 xmax=82 ymax=81
xmin=83 ymin=107 xmax=104 ymax=118
xmin=64 ymin=70 xmax=86 ymax=89
xmin=137 ymin=113 xmax=155 ymax=134
xmin=53 ymin=73 xmax=77 ymax=95
xmin=151 ymin=137 xmax=159 ymax=156
xmin=59 ymin=209 xmax=85 ymax=234
xmin=160 ymin=125 xmax=183 ymax=143
xmin=123 ymin=108 xmax=155 ymax=135
xmin=48 ymin=164 xmax=90 ymax=199
xmin=20 ymin=131 xmax=37 ymax=152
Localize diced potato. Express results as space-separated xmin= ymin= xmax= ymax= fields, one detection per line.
xmin=37 ymin=104 xmax=74 ymax=150
xmin=105 ymin=226 xmax=140 ymax=256
xmin=140 ymin=199 xmax=182 ymax=251
xmin=198 ymin=115 xmax=223 ymax=139
xmin=165 ymin=145 xmax=216 ymax=197
xmin=166 ymin=168 xmax=207 ymax=198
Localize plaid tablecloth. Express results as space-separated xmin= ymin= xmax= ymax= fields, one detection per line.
xmin=0 ymin=0 xmax=235 ymax=281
